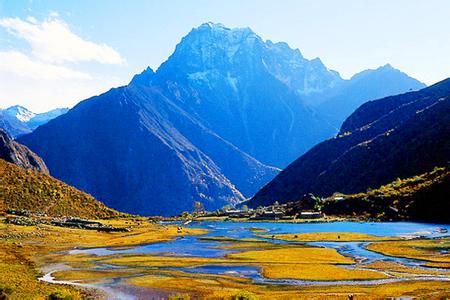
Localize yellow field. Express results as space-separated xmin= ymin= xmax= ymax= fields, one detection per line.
xmin=226 ymin=247 xmax=354 ymax=264
xmin=361 ymin=261 xmax=450 ymax=276
xmin=366 ymin=238 xmax=450 ymax=263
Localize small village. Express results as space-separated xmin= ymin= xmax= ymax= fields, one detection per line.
xmin=195 ymin=194 xmax=325 ymax=221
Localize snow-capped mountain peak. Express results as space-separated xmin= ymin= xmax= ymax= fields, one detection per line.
xmin=6 ymin=105 xmax=36 ymax=122
xmin=155 ymin=23 xmax=343 ymax=97
xmin=0 ymin=105 xmax=69 ymax=138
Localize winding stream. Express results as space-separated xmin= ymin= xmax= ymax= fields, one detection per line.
xmin=40 ymin=221 xmax=450 ymax=298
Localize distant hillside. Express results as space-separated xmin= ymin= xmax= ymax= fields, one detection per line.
xmin=0 ymin=158 xmax=119 ymax=219
xmin=249 ymin=78 xmax=450 ymax=207
xmin=0 ymin=129 xmax=48 ymax=174
xmin=322 ymin=167 xmax=449 ymax=223
xmin=315 ymin=64 xmax=425 ymax=128
xmin=0 ymin=106 xmax=68 ymax=138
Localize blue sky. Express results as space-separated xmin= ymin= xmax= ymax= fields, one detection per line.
xmin=0 ymin=0 xmax=449 ymax=112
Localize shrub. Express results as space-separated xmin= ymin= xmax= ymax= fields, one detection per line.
xmin=0 ymin=285 xmax=13 ymax=300
xmin=232 ymin=291 xmax=257 ymax=300
xmin=47 ymin=291 xmax=73 ymax=300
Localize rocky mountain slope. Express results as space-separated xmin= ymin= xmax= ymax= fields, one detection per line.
xmin=249 ymin=78 xmax=450 ymax=207
xmin=0 ymin=129 xmax=48 ymax=174
xmin=149 ymin=23 xmax=341 ymax=167
xmin=0 ymin=106 xmax=68 ymax=138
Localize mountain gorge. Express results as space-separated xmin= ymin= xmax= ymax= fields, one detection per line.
xmin=19 ymin=23 xmax=426 ymax=216
xmin=249 ymin=78 xmax=450 ymax=207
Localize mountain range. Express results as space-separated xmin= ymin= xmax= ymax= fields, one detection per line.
xmin=0 ymin=106 xmax=68 ymax=138
xmin=314 ymin=64 xmax=425 ymax=128
xmin=249 ymin=78 xmax=450 ymax=207
xmin=18 ymin=23 xmax=427 ymax=216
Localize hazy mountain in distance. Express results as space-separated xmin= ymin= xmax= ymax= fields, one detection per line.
xmin=0 ymin=105 xmax=69 ymax=138
xmin=315 ymin=64 xmax=426 ymax=128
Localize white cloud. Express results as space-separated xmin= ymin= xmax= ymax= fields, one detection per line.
xmin=0 ymin=69 xmax=125 ymax=112
xmin=0 ymin=14 xmax=128 ymax=112
xmin=0 ymin=51 xmax=91 ymax=80
xmin=0 ymin=16 xmax=124 ymax=65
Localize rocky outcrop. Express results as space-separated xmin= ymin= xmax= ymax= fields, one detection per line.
xmin=0 ymin=129 xmax=48 ymax=174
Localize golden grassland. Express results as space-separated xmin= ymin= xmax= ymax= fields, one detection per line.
xmin=425 ymin=262 xmax=450 ymax=269
xmin=360 ymin=261 xmax=450 ymax=276
xmin=226 ymin=247 xmax=354 ymax=264
xmin=366 ymin=238 xmax=450 ymax=263
xmin=262 ymin=232 xmax=400 ymax=242
xmin=262 ymin=263 xmax=387 ymax=281
xmin=248 ymin=227 xmax=269 ymax=233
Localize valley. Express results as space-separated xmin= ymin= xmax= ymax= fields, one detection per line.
xmin=0 ymin=7 xmax=448 ymax=299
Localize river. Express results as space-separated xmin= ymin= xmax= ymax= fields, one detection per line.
xmin=40 ymin=221 xmax=450 ymax=299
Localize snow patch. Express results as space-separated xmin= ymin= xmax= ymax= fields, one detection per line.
xmin=6 ymin=106 xmax=36 ymax=122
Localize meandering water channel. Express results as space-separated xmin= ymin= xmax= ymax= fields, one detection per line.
xmin=40 ymin=221 xmax=450 ymax=299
